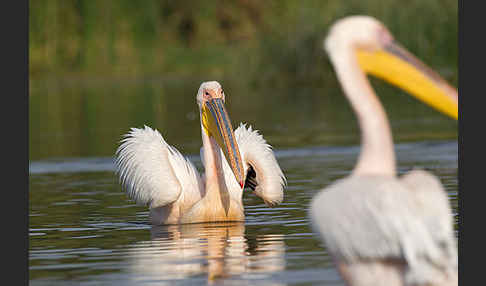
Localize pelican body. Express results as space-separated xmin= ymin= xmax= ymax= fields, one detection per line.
xmin=116 ymin=81 xmax=286 ymax=225
xmin=309 ymin=16 xmax=458 ymax=286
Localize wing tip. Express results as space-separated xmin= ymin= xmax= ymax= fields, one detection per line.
xmin=236 ymin=122 xmax=287 ymax=206
xmin=113 ymin=124 xmax=182 ymax=208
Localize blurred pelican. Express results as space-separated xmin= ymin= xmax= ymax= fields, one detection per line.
xmin=115 ymin=81 xmax=286 ymax=225
xmin=309 ymin=16 xmax=458 ymax=286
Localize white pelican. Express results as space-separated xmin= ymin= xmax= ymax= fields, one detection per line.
xmin=309 ymin=16 xmax=458 ymax=286
xmin=115 ymin=81 xmax=286 ymax=225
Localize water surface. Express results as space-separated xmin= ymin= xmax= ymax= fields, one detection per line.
xmin=29 ymin=142 xmax=457 ymax=286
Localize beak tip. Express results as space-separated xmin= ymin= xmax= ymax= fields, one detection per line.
xmin=240 ymin=181 xmax=244 ymax=189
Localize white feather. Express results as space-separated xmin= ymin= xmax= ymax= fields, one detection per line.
xmin=234 ymin=123 xmax=286 ymax=207
xmin=115 ymin=125 xmax=203 ymax=209
xmin=399 ymin=169 xmax=458 ymax=283
xmin=310 ymin=172 xmax=457 ymax=285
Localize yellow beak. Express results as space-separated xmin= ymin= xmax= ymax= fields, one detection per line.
xmin=201 ymin=98 xmax=245 ymax=188
xmin=356 ymin=41 xmax=458 ymax=120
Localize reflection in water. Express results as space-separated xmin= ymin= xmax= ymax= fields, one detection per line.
xmin=125 ymin=223 xmax=285 ymax=285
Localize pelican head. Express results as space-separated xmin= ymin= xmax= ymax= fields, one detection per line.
xmin=325 ymin=16 xmax=458 ymax=120
xmin=197 ymin=81 xmax=245 ymax=188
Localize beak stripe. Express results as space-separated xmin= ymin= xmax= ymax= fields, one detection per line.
xmin=207 ymin=99 xmax=243 ymax=178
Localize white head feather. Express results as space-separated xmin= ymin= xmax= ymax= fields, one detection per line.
xmin=324 ymin=15 xmax=391 ymax=57
xmin=196 ymin=81 xmax=224 ymax=108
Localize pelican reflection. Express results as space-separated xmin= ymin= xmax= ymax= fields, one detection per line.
xmin=125 ymin=222 xmax=285 ymax=284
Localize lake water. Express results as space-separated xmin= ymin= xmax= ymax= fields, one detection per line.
xmin=29 ymin=78 xmax=458 ymax=285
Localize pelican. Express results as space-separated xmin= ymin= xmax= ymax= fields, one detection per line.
xmin=115 ymin=81 xmax=286 ymax=225
xmin=309 ymin=16 xmax=458 ymax=286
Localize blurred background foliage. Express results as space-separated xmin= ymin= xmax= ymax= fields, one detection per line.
xmin=29 ymin=0 xmax=457 ymax=161
xmin=29 ymin=0 xmax=457 ymax=85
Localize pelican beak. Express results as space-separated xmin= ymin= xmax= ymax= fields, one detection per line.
xmin=202 ymin=98 xmax=245 ymax=188
xmin=356 ymin=41 xmax=458 ymax=120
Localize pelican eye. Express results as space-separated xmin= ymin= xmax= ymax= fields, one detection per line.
xmin=205 ymin=92 xmax=210 ymax=96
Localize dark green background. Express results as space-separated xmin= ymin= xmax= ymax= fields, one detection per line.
xmin=29 ymin=0 xmax=457 ymax=161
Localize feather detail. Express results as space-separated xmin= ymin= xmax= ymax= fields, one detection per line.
xmin=234 ymin=123 xmax=286 ymax=207
xmin=115 ymin=125 xmax=202 ymax=209
xmin=244 ymin=165 xmax=258 ymax=191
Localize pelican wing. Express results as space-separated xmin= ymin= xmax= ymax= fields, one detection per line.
xmin=234 ymin=123 xmax=286 ymax=207
xmin=310 ymin=175 xmax=457 ymax=285
xmin=115 ymin=126 xmax=203 ymax=209
xmin=399 ymin=169 xmax=458 ymax=268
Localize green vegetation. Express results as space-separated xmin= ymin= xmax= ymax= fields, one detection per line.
xmin=29 ymin=1 xmax=457 ymax=161
xmin=29 ymin=0 xmax=457 ymax=85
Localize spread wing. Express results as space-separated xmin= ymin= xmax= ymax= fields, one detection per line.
xmin=234 ymin=123 xmax=286 ymax=207
xmin=115 ymin=126 xmax=203 ymax=209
